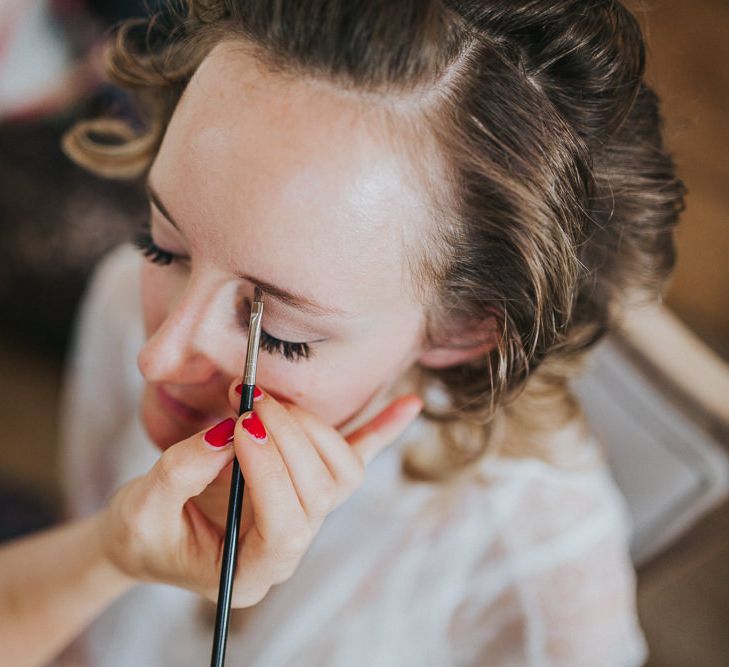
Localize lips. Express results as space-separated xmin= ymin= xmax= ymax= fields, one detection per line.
xmin=156 ymin=385 xmax=213 ymax=424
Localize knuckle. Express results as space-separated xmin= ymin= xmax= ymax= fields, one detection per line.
xmin=111 ymin=485 xmax=146 ymax=539
xmin=232 ymin=583 xmax=270 ymax=608
xmin=290 ymin=523 xmax=312 ymax=552
xmin=342 ymin=458 xmax=366 ymax=491
xmin=269 ymin=548 xmax=304 ymax=584
xmin=273 ymin=563 xmax=299 ymax=585
xmin=266 ymin=552 xmax=299 ymax=585
xmin=308 ymin=477 xmax=337 ymax=518
xmin=272 ymin=523 xmax=311 ymax=561
xmin=154 ymin=453 xmax=186 ymax=491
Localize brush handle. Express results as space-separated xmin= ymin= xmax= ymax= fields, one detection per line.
xmin=210 ymin=383 xmax=256 ymax=667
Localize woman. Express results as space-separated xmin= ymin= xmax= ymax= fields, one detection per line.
xmin=57 ymin=0 xmax=683 ymax=665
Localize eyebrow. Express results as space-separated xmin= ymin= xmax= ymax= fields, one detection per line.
xmin=235 ymin=273 xmax=351 ymax=317
xmin=145 ymin=180 xmax=352 ymax=318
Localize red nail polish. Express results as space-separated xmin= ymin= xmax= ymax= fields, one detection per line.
xmin=241 ymin=412 xmax=267 ymax=442
xmin=204 ymin=418 xmax=236 ymax=447
xmin=235 ymin=384 xmax=262 ymax=400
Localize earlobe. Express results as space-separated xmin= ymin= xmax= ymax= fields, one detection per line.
xmin=416 ymin=316 xmax=500 ymax=370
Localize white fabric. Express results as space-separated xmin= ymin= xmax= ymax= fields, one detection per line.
xmin=59 ymin=244 xmax=648 ymax=667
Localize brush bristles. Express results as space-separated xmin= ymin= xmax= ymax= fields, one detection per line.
xmin=253 ymin=286 xmax=263 ymax=303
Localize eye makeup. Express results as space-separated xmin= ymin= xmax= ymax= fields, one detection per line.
xmin=135 ymin=222 xmax=177 ymax=266
xmin=236 ymin=296 xmax=317 ymax=362
xmin=259 ymin=328 xmax=312 ymax=361
xmin=134 ymin=220 xmax=318 ymax=362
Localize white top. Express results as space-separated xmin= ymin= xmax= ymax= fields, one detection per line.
xmin=59 ymin=244 xmax=648 ymax=667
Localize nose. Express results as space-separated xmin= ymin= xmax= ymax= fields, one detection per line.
xmin=138 ymin=277 xmax=233 ymax=386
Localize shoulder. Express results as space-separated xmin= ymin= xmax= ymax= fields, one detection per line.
xmin=407 ymin=416 xmax=633 ymax=544
xmin=68 ymin=244 xmax=144 ymax=380
xmin=59 ymin=244 xmax=148 ymax=514
xmin=77 ymin=243 xmax=143 ymax=332
xmin=340 ymin=403 xmax=646 ymax=664
xmin=480 ymin=423 xmax=634 ymax=552
xmin=436 ymin=422 xmax=646 ymax=666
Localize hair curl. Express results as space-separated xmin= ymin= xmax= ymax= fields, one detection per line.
xmin=63 ymin=0 xmax=685 ymax=481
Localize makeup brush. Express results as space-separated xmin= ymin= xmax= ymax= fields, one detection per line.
xmin=210 ymin=286 xmax=264 ymax=667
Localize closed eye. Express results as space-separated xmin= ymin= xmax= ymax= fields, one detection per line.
xmin=136 ymin=220 xmax=316 ymax=363
xmin=135 ymin=220 xmax=188 ymax=266
xmin=258 ymin=330 xmax=312 ymax=362
xmin=238 ymin=299 xmax=318 ymax=363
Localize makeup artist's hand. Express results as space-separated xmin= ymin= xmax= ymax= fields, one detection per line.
xmin=97 ymin=383 xmax=423 ymax=607
xmin=221 ymin=383 xmax=423 ymax=606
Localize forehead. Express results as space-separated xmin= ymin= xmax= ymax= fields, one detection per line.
xmin=151 ymin=41 xmax=431 ymax=312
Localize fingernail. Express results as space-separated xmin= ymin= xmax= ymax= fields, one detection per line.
xmin=241 ymin=411 xmax=267 ymax=443
xmin=235 ymin=384 xmax=264 ymax=401
xmin=204 ymin=418 xmax=236 ymax=448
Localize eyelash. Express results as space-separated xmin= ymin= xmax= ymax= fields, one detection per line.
xmin=135 ymin=225 xmax=176 ymax=266
xmin=259 ymin=332 xmax=312 ymax=362
xmin=134 ymin=221 xmax=313 ymax=362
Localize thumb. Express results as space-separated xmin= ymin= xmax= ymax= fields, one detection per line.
xmin=145 ymin=418 xmax=237 ymax=514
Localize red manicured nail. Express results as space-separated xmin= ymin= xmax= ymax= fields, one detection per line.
xmin=204 ymin=418 xmax=236 ymax=448
xmin=235 ymin=384 xmax=263 ymax=401
xmin=241 ymin=411 xmax=267 ymax=442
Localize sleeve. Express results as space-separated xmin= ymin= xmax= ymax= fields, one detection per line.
xmin=58 ymin=243 xmax=145 ymax=519
xmin=447 ymin=462 xmax=649 ymax=667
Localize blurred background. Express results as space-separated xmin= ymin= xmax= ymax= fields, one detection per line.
xmin=0 ymin=2 xmax=727 ymax=665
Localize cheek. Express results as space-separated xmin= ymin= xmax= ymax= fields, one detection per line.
xmin=259 ymin=328 xmax=421 ymax=430
xmin=259 ymin=361 xmax=378 ymax=426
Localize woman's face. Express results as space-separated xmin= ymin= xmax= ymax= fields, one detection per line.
xmin=138 ymin=42 xmax=435 ymax=449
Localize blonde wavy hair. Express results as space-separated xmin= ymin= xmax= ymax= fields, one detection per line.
xmin=64 ymin=0 xmax=684 ymax=481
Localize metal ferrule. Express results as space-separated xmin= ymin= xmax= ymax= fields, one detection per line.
xmin=243 ymin=297 xmax=264 ymax=385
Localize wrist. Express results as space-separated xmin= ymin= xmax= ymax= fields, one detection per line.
xmin=86 ymin=512 xmax=139 ymax=597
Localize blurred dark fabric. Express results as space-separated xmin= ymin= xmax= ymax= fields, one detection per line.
xmin=0 ymin=88 xmax=147 ymax=359
xmin=0 ymin=479 xmax=59 ymax=543
xmin=84 ymin=0 xmax=169 ymax=24
xmin=0 ymin=1 xmax=162 ymax=359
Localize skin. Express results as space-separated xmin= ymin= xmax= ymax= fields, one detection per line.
xmin=138 ymin=41 xmax=433 ymax=449
xmin=136 ymin=42 xmax=493 ymax=528
xmin=0 ymin=40 xmax=496 ymax=666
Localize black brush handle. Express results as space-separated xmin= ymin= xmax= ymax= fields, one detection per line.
xmin=210 ymin=383 xmax=256 ymax=667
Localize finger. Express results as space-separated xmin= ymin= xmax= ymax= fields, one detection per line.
xmin=228 ymin=377 xmax=264 ymax=413
xmin=144 ymin=418 xmax=237 ymax=515
xmin=233 ymin=411 xmax=308 ymax=544
xmin=239 ymin=481 xmax=254 ymax=537
xmin=286 ymin=405 xmax=366 ymax=502
xmin=246 ymin=396 xmax=338 ymax=521
xmin=346 ymin=395 xmax=424 ymax=465
xmin=230 ymin=380 xmax=337 ymax=519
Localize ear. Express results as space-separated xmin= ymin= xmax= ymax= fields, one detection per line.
xmin=417 ymin=315 xmax=500 ymax=370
